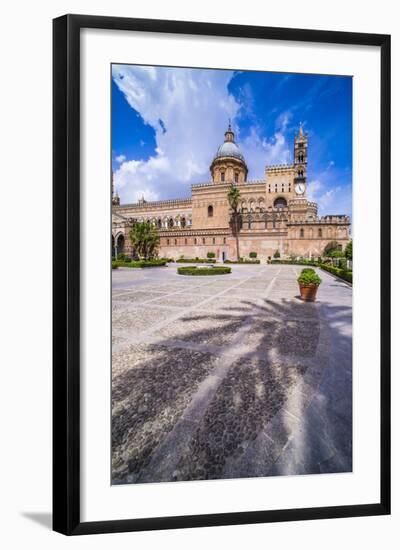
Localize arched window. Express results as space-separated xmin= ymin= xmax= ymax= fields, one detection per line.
xmin=202 ymin=238 xmax=206 ymax=244
xmin=274 ymin=197 xmax=287 ymax=209
xmin=212 ymin=237 xmax=215 ymax=244
xmin=208 ymin=205 xmax=213 ymax=217
xmin=300 ymin=228 xmax=304 ymax=238
xmin=168 ymin=218 xmax=174 ymax=228
xmin=318 ymin=228 xmax=322 ymax=238
xmin=181 ymin=217 xmax=186 ymax=228
xmin=234 ymin=172 xmax=239 ymax=183
xmin=157 ymin=218 xmax=162 ymax=228
xmin=194 ymin=238 xmax=197 ymax=245
xmin=220 ymin=171 xmax=225 ymax=182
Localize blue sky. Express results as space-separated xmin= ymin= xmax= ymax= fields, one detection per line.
xmin=112 ymin=65 xmax=352 ymax=216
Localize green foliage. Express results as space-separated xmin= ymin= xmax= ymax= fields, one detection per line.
xmin=112 ymin=261 xmax=119 ymax=270
xmin=227 ymin=184 xmax=241 ymax=212
xmin=323 ymin=241 xmax=344 ymax=257
xmin=270 ymin=259 xmax=318 ymax=266
xmin=329 ymin=249 xmax=345 ymax=258
xmin=176 ymin=258 xmax=216 ymax=263
xmin=123 ymin=256 xmax=132 ymax=263
xmin=158 ymin=257 xmax=174 ymax=263
xmin=112 ymin=256 xmax=116 ymax=261
xmin=320 ymin=264 xmax=352 ymax=283
xmin=114 ymin=259 xmax=166 ymax=268
xmin=117 ymin=253 xmax=127 ymax=261
xmin=297 ymin=268 xmax=322 ymax=286
xmin=249 ymin=251 xmax=257 ymax=258
xmin=345 ymin=239 xmax=353 ymax=260
xmin=129 ymin=221 xmax=160 ymax=260
xmin=177 ymin=266 xmax=231 ymax=276
xmin=224 ymin=259 xmax=260 ymax=264
xmin=273 ymin=249 xmax=281 ymax=259
xmin=207 ymin=252 xmax=216 ymax=258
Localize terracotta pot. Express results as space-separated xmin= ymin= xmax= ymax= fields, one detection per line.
xmin=299 ymin=283 xmax=319 ymax=302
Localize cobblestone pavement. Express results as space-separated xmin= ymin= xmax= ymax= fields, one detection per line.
xmin=112 ymin=264 xmax=352 ymax=484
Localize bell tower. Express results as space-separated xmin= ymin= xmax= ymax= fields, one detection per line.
xmin=293 ymin=123 xmax=308 ymax=196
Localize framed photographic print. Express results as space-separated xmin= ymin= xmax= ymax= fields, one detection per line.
xmin=53 ymin=14 xmax=391 ymax=535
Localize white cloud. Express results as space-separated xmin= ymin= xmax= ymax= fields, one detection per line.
xmin=308 ymin=178 xmax=351 ymax=217
xmin=115 ymin=154 xmax=126 ymax=163
xmin=112 ymin=65 xmax=239 ymax=203
xmin=241 ymin=120 xmax=291 ymax=179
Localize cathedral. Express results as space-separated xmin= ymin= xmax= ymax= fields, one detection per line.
xmin=112 ymin=124 xmax=350 ymax=261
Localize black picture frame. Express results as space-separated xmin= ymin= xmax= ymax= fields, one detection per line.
xmin=53 ymin=14 xmax=391 ymax=535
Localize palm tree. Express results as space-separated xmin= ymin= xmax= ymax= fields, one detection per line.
xmin=227 ymin=184 xmax=241 ymax=261
xmin=129 ymin=221 xmax=160 ymax=260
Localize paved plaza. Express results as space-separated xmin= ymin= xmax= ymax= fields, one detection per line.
xmin=112 ymin=264 xmax=352 ymax=484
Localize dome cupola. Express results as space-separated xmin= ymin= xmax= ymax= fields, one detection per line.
xmin=210 ymin=123 xmax=248 ymax=184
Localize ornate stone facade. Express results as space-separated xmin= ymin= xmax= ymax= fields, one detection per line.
xmin=112 ymin=125 xmax=350 ymax=261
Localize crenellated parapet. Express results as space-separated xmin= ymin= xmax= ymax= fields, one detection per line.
xmin=117 ymin=197 xmax=192 ymax=210
xmin=287 ymin=215 xmax=350 ymax=226
xmin=266 ymin=163 xmax=294 ymax=170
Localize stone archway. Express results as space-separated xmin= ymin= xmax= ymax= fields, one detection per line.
xmin=116 ymin=233 xmax=125 ymax=257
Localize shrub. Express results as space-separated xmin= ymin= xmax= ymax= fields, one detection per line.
xmin=320 ymin=263 xmax=352 ymax=283
xmin=297 ymin=268 xmax=322 ymax=286
xmin=270 ymin=259 xmax=318 ymax=266
xmin=115 ymin=259 xmax=167 ymax=268
xmin=176 ymin=258 xmax=216 ymax=263
xmin=117 ymin=253 xmax=127 ymax=261
xmin=177 ymin=266 xmax=231 ymax=276
xmin=112 ymin=256 xmax=116 ymax=262
xmin=273 ymin=249 xmax=281 ymax=259
xmin=112 ymin=261 xmax=119 ymax=270
xmin=345 ymin=239 xmax=353 ymax=260
xmin=224 ymin=259 xmax=260 ymax=264
xmin=249 ymin=251 xmax=257 ymax=258
xmin=329 ymin=249 xmax=345 ymax=258
xmin=207 ymin=252 xmax=216 ymax=258
xmin=123 ymin=256 xmax=132 ymax=263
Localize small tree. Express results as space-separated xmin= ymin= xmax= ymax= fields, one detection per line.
xmin=273 ymin=249 xmax=281 ymax=259
xmin=344 ymin=239 xmax=353 ymax=260
xmin=207 ymin=251 xmax=215 ymax=259
xmin=227 ymin=184 xmax=241 ymax=261
xmin=129 ymin=221 xmax=160 ymax=260
xmin=249 ymin=251 xmax=257 ymax=259
xmin=324 ymin=241 xmax=342 ymax=257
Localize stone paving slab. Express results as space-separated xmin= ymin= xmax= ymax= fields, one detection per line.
xmin=112 ymin=264 xmax=352 ymax=483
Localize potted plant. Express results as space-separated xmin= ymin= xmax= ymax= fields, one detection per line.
xmin=297 ymin=268 xmax=322 ymax=302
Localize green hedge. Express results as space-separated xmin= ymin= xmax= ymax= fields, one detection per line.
xmin=176 ymin=258 xmax=216 ymax=263
xmin=177 ymin=266 xmax=231 ymax=276
xmin=319 ymin=264 xmax=352 ymax=283
xmin=270 ymin=259 xmax=352 ymax=284
xmin=270 ymin=259 xmax=319 ymax=266
xmin=207 ymin=252 xmax=216 ymax=258
xmin=224 ymin=259 xmax=260 ymax=264
xmin=114 ymin=259 xmax=167 ymax=268
xmin=112 ymin=261 xmax=119 ymax=270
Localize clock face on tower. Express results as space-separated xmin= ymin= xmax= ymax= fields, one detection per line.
xmin=295 ymin=183 xmax=305 ymax=195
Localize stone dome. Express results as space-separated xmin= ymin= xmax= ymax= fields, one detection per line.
xmin=213 ymin=123 xmax=245 ymax=162
xmin=214 ymin=140 xmax=245 ymax=161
